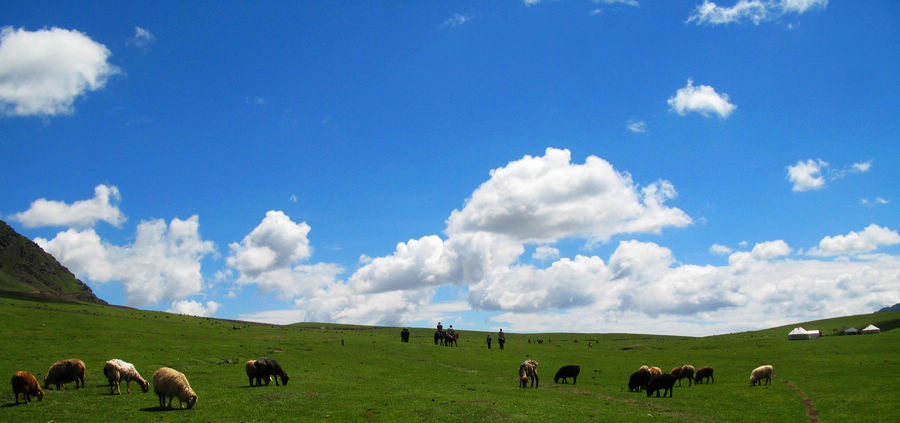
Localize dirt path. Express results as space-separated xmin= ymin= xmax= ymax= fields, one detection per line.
xmin=782 ymin=379 xmax=820 ymax=423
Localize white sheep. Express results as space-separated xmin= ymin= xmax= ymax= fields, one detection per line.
xmin=104 ymin=359 xmax=149 ymax=395
xmin=750 ymin=364 xmax=774 ymax=386
xmin=152 ymin=367 xmax=197 ymax=409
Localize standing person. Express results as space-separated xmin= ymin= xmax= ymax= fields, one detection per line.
xmin=498 ymin=329 xmax=505 ymax=350
xmin=486 ymin=334 xmax=492 ymax=349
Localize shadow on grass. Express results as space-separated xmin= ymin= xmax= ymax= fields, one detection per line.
xmin=139 ymin=406 xmax=188 ymax=412
xmin=2 ymin=402 xmax=26 ymax=407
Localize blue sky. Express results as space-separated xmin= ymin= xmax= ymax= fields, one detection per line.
xmin=2 ymin=1 xmax=898 ymax=335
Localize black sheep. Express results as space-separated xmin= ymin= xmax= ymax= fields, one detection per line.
xmin=554 ymin=365 xmax=581 ymax=384
xmin=254 ymin=358 xmax=289 ymax=386
xmin=628 ymin=370 xmax=651 ymax=392
xmin=646 ymin=374 xmax=675 ymax=397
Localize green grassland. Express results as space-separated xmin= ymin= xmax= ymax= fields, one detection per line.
xmin=1 ymin=296 xmax=898 ymax=422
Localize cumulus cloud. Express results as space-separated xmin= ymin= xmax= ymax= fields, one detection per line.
xmin=35 ymin=216 xmax=216 ymax=306
xmin=686 ymin=0 xmax=827 ymax=26
xmin=168 ymin=300 xmax=220 ymax=317
xmin=710 ymin=243 xmax=733 ymax=255
xmin=787 ymin=159 xmax=827 ymax=192
xmin=0 ymin=27 xmax=119 ymax=116
xmin=10 ymin=184 xmax=126 ymax=228
xmin=667 ymin=79 xmax=736 ymax=118
xmin=751 ymin=240 xmax=791 ymax=260
xmin=227 ymin=211 xmax=312 ymax=278
xmin=808 ymin=224 xmax=900 ymax=257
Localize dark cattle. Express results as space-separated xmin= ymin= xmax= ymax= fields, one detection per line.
xmin=12 ymin=371 xmax=44 ymax=404
xmin=254 ymin=358 xmax=289 ymax=386
xmin=646 ymin=374 xmax=676 ymax=398
xmin=554 ymin=365 xmax=581 ymax=384
xmin=628 ymin=369 xmax=651 ymax=392
xmin=695 ymin=366 xmax=714 ymax=384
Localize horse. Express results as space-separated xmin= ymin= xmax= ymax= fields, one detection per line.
xmin=519 ymin=360 xmax=539 ymax=388
xmin=498 ymin=335 xmax=505 ymax=349
xmin=445 ymin=331 xmax=458 ymax=347
xmin=434 ymin=330 xmax=445 ymax=346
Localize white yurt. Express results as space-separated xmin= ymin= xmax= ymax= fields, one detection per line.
xmin=862 ymin=324 xmax=881 ymax=334
xmin=788 ymin=327 xmax=810 ymax=340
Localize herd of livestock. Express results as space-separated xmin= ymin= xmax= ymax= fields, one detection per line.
xmin=10 ymin=357 xmax=289 ymax=408
xmin=10 ymin=340 xmax=775 ymax=408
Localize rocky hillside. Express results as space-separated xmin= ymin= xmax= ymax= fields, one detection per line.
xmin=0 ymin=219 xmax=107 ymax=304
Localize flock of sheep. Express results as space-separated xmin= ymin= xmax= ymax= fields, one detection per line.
xmin=619 ymin=363 xmax=774 ymax=397
xmin=11 ymin=356 xmax=290 ymax=408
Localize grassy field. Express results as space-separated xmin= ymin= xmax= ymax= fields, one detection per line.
xmin=1 ymin=296 xmax=898 ymax=422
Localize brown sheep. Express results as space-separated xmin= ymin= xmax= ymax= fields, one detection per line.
xmin=671 ymin=364 xmax=695 ymax=386
xmin=44 ymin=359 xmax=85 ymax=390
xmin=695 ymin=366 xmax=714 ymax=384
xmin=152 ymin=367 xmax=197 ymax=409
xmin=12 ymin=371 xmax=44 ymax=404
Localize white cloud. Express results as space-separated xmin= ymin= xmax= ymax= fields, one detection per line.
xmin=226 ymin=211 xmax=312 ymax=278
xmin=710 ymin=243 xmax=733 ymax=255
xmin=10 ymin=184 xmax=126 ymax=228
xmin=626 ymin=119 xmax=647 ymax=133
xmin=787 ymin=158 xmax=828 ymax=192
xmin=809 ymin=224 xmax=900 ymax=257
xmin=751 ymin=240 xmax=791 ymax=260
xmin=686 ymin=0 xmax=827 ymax=26
xmin=599 ymin=0 xmax=640 ymax=7
xmin=831 ymin=160 xmax=872 ymax=180
xmin=667 ymin=79 xmax=736 ymax=118
xmin=532 ymin=245 xmax=560 ymax=260
xmin=851 ymin=161 xmax=872 ymax=173
xmin=35 ymin=215 xmax=216 ymax=306
xmin=0 ymin=27 xmax=119 ymax=116
xmin=127 ymin=26 xmax=155 ymax=48
xmin=168 ymin=300 xmax=220 ymax=317
xmin=441 ymin=13 xmax=472 ymax=29
xmin=860 ymin=198 xmax=889 ymax=208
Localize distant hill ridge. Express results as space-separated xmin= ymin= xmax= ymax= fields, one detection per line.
xmin=0 ymin=219 xmax=106 ymax=304
xmin=878 ymin=303 xmax=900 ymax=312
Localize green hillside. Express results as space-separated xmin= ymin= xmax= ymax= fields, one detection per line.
xmin=0 ymin=220 xmax=105 ymax=304
xmin=1 ymin=298 xmax=897 ymax=422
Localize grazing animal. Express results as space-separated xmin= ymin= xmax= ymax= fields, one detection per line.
xmin=518 ymin=360 xmax=539 ymax=388
xmin=245 ymin=360 xmax=271 ymax=386
xmin=152 ymin=367 xmax=197 ymax=409
xmin=671 ymin=364 xmax=695 ymax=387
xmin=44 ymin=358 xmax=85 ymax=390
xmin=695 ymin=366 xmax=714 ymax=384
xmin=646 ymin=374 xmax=676 ymax=398
xmin=254 ymin=358 xmax=289 ymax=386
xmin=11 ymin=371 xmax=44 ymax=404
xmin=649 ymin=367 xmax=662 ymax=376
xmin=104 ymin=359 xmax=149 ymax=395
xmin=750 ymin=365 xmax=774 ymax=386
xmin=628 ymin=369 xmax=652 ymax=392
xmin=554 ymin=365 xmax=581 ymax=385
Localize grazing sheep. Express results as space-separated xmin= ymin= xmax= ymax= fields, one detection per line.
xmin=152 ymin=367 xmax=197 ymax=409
xmin=44 ymin=359 xmax=85 ymax=390
xmin=554 ymin=365 xmax=581 ymax=385
xmin=649 ymin=367 xmax=662 ymax=376
xmin=245 ymin=360 xmax=273 ymax=386
xmin=671 ymin=364 xmax=695 ymax=387
xmin=628 ymin=369 xmax=652 ymax=392
xmin=750 ymin=365 xmax=774 ymax=386
xmin=646 ymin=374 xmax=676 ymax=398
xmin=518 ymin=360 xmax=539 ymax=388
xmin=104 ymin=359 xmax=149 ymax=395
xmin=11 ymin=371 xmax=44 ymax=404
xmin=254 ymin=358 xmax=289 ymax=386
xmin=695 ymin=366 xmax=714 ymax=384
